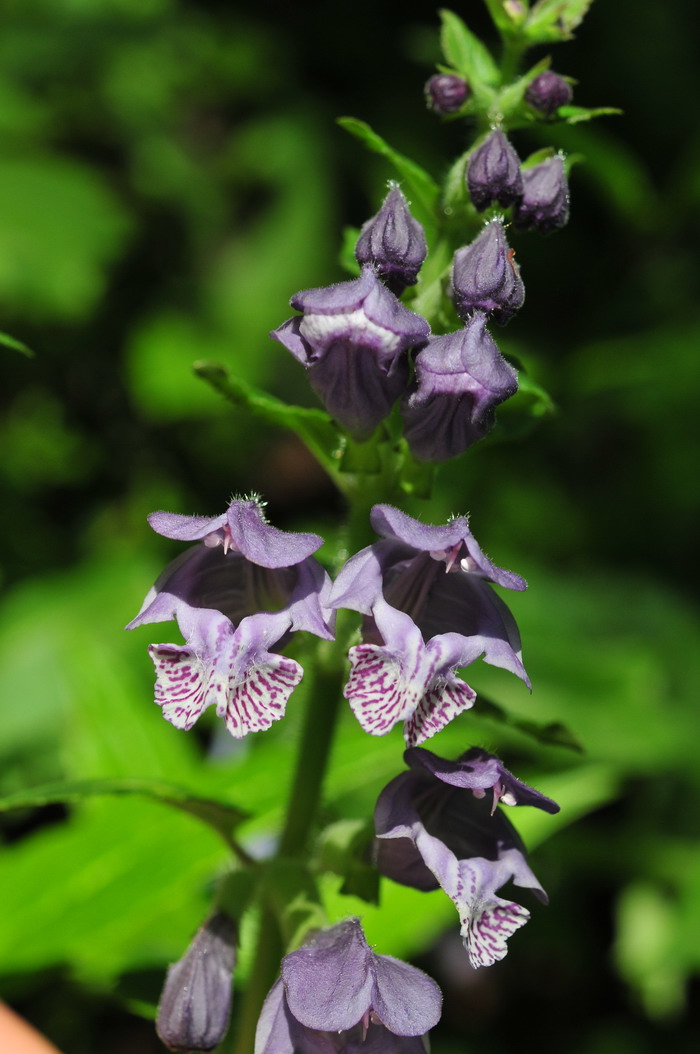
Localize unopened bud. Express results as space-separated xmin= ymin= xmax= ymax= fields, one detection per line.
xmin=452 ymin=219 xmax=524 ymax=325
xmin=156 ymin=912 xmax=236 ymax=1052
xmin=514 ymin=155 xmax=569 ymax=234
xmin=525 ymin=71 xmax=573 ymax=116
xmin=425 ymin=74 xmax=470 ymax=114
xmin=355 ymin=183 xmax=428 ymax=294
xmin=467 ymin=130 xmax=523 ymax=212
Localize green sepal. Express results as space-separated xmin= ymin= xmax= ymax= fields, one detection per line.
xmin=483 ymin=0 xmax=529 ymax=37
xmin=558 ymin=104 xmax=623 ymax=125
xmin=0 ymin=777 xmax=249 ymax=853
xmin=316 ymin=819 xmax=380 ymax=905
xmin=474 ymin=694 xmax=584 ymax=752
xmin=263 ymin=858 xmax=327 ymax=951
xmin=194 ymin=361 xmax=343 ymax=480
xmin=525 ymin=0 xmax=596 ymax=43
xmin=336 ymin=117 xmax=440 ymax=237
xmin=1 ymin=330 xmax=33 ymax=356
xmin=439 ymin=9 xmax=500 ymax=88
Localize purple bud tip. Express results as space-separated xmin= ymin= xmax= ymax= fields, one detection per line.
xmin=355 ymin=183 xmax=428 ymax=294
xmin=425 ymin=73 xmax=470 ymax=114
xmin=525 ymin=71 xmax=573 ymax=116
xmin=452 ymin=219 xmax=525 ymax=326
xmin=467 ymin=130 xmax=523 ymax=213
xmin=514 ymin=155 xmax=570 ymax=234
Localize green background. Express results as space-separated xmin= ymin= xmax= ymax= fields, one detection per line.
xmin=1 ymin=1 xmax=699 ymax=1051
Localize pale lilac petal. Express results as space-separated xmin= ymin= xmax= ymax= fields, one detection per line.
xmin=287 ymin=560 xmax=336 ymax=640
xmin=226 ymin=500 xmax=323 ymax=568
xmin=283 ymin=920 xmax=373 ymax=1032
xmin=371 ymin=505 xmax=469 ymax=552
xmin=371 ymin=954 xmax=442 ymax=1035
xmin=254 ymin=979 xmax=295 ymax=1054
xmin=328 ymin=541 xmax=396 ymax=615
xmin=148 ymin=510 xmax=228 ymax=541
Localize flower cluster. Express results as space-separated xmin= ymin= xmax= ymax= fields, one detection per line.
xmin=131 ymin=500 xmax=527 ymax=751
xmin=374 ymin=747 xmax=559 ymax=967
xmin=271 ymin=183 xmax=522 ymax=461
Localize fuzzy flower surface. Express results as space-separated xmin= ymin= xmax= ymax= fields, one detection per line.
xmin=401 ymin=312 xmax=518 ymax=462
xmin=270 ymin=266 xmax=430 ymax=439
xmin=127 ymin=498 xmax=334 ymax=738
xmin=329 ymin=504 xmax=528 ymax=745
xmin=514 ymin=155 xmax=570 ymax=234
xmin=452 ymin=219 xmax=525 ymax=325
xmin=374 ymin=748 xmax=558 ymax=968
xmin=466 ymin=129 xmax=523 ymax=212
xmin=255 ymin=919 xmax=441 ymax=1053
xmin=355 ymin=183 xmax=428 ymax=295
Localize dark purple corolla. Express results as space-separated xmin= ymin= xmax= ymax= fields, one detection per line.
xmin=270 ymin=266 xmax=430 ymax=439
xmin=514 ymin=155 xmax=570 ymax=234
xmin=525 ymin=70 xmax=573 ymax=116
xmin=127 ymin=497 xmax=334 ymax=738
xmin=255 ymin=919 xmax=441 ymax=1053
xmin=452 ymin=219 xmax=524 ymax=325
xmin=424 ymin=73 xmax=470 ymax=114
xmin=157 ymin=912 xmax=236 ymax=1052
xmin=466 ymin=129 xmax=523 ymax=212
xmin=355 ymin=183 xmax=427 ymax=295
xmin=401 ymin=312 xmax=518 ymax=462
xmin=375 ymin=748 xmax=559 ymax=968
xmin=329 ymin=504 xmax=528 ymax=746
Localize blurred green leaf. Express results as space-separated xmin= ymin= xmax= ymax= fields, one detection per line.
xmin=483 ymin=0 xmax=528 ymax=37
xmin=559 ymin=104 xmax=623 ymax=124
xmin=336 ymin=117 xmax=439 ymax=236
xmin=316 ymin=819 xmax=379 ymax=904
xmin=614 ymin=882 xmax=685 ymax=1018
xmin=0 ymin=778 xmax=247 ymax=853
xmin=474 ymin=695 xmax=583 ymax=752
xmin=439 ymin=9 xmax=500 ymax=88
xmin=0 ymin=329 xmax=33 ymax=356
xmin=525 ymin=0 xmax=596 ymax=43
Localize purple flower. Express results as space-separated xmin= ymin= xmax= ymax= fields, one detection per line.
xmin=127 ymin=497 xmax=334 ymax=738
xmin=329 ymin=504 xmax=528 ymax=746
xmin=514 ymin=155 xmax=570 ymax=234
xmin=255 ymin=919 xmax=441 ymax=1053
xmin=466 ymin=130 xmax=523 ymax=213
xmin=452 ymin=219 xmax=525 ymax=326
xmin=374 ymin=748 xmax=557 ymax=968
xmin=424 ymin=73 xmax=470 ymax=114
xmin=525 ymin=71 xmax=573 ymax=116
xmin=270 ymin=266 xmax=430 ymax=439
xmin=156 ymin=911 xmax=236 ymax=1052
xmin=401 ymin=312 xmax=518 ymax=462
xmin=355 ymin=183 xmax=428 ymax=295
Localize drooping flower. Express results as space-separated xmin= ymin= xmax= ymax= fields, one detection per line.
xmin=270 ymin=266 xmax=430 ymax=439
xmin=401 ymin=312 xmax=518 ymax=462
xmin=525 ymin=70 xmax=573 ymax=116
xmin=255 ymin=919 xmax=441 ymax=1053
xmin=374 ymin=748 xmax=558 ymax=968
xmin=424 ymin=73 xmax=470 ymax=114
xmin=514 ymin=155 xmax=570 ymax=234
xmin=329 ymin=504 xmax=528 ymax=746
xmin=127 ymin=497 xmax=334 ymax=738
xmin=156 ymin=911 xmax=237 ymax=1052
xmin=466 ymin=129 xmax=523 ymax=212
xmin=355 ymin=183 xmax=428 ymax=295
xmin=452 ymin=219 xmax=525 ymax=325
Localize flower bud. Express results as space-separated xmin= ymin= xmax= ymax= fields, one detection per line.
xmin=156 ymin=912 xmax=236 ymax=1052
xmin=425 ymin=73 xmax=470 ymax=114
xmin=355 ymin=183 xmax=428 ymax=295
xmin=466 ymin=129 xmax=523 ymax=212
xmin=525 ymin=71 xmax=573 ymax=116
xmin=452 ymin=219 xmax=524 ymax=325
xmin=514 ymin=155 xmax=569 ymax=234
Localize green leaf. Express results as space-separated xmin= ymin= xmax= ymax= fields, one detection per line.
xmin=525 ymin=0 xmax=596 ymax=43
xmin=0 ymin=330 xmax=33 ymax=356
xmin=439 ymin=9 xmax=500 ymax=87
xmin=497 ymin=56 xmax=552 ymax=114
xmin=336 ymin=117 xmax=439 ymax=235
xmin=339 ymin=225 xmax=362 ymax=277
xmin=316 ymin=819 xmax=379 ymax=904
xmin=194 ymin=361 xmax=343 ymax=481
xmin=263 ymin=859 xmax=326 ymax=950
xmin=558 ymin=104 xmax=623 ymax=125
xmin=473 ymin=695 xmax=583 ymax=752
xmin=0 ymin=777 xmax=248 ymax=852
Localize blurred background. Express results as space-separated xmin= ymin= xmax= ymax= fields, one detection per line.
xmin=1 ymin=0 xmax=699 ymax=1051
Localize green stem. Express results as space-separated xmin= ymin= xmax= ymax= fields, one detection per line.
xmin=232 ymin=906 xmax=282 ymax=1054
xmin=500 ymin=37 xmax=525 ymax=84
